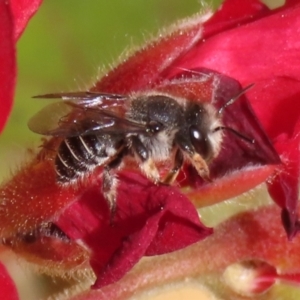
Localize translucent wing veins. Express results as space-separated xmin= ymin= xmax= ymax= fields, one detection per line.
xmin=29 ymin=91 xmax=147 ymax=137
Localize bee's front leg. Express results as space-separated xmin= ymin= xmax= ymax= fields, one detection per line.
xmin=175 ymin=134 xmax=211 ymax=181
xmin=130 ymin=136 xmax=160 ymax=184
xmin=162 ymin=149 xmax=183 ymax=184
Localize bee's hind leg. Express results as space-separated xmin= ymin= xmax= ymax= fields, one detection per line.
xmin=102 ymin=148 xmax=126 ymax=218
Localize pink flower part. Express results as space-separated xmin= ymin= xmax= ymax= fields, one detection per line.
xmin=10 ymin=0 xmax=43 ymax=40
xmin=0 ymin=1 xmax=16 ymax=134
xmin=55 ymin=171 xmax=213 ymax=288
xmin=277 ymin=273 xmax=300 ymax=287
xmin=268 ymin=118 xmax=300 ymax=238
xmin=0 ymin=0 xmax=42 ymax=133
xmin=223 ymin=260 xmax=277 ymax=296
xmin=0 ymin=262 xmax=19 ymax=300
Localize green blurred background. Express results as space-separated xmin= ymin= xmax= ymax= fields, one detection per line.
xmin=0 ymin=0 xmax=223 ymax=180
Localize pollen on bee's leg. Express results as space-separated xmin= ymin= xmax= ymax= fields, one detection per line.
xmin=140 ymin=158 xmax=160 ymax=184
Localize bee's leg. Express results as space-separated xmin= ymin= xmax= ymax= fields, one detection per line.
xmin=130 ymin=136 xmax=160 ymax=184
xmin=102 ymin=148 xmax=126 ymax=216
xmin=187 ymin=152 xmax=211 ymax=182
xmin=175 ymin=136 xmax=210 ymax=181
xmin=162 ymin=149 xmax=183 ymax=184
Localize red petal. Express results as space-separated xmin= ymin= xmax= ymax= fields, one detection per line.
xmin=248 ymin=77 xmax=300 ymax=140
xmin=0 ymin=0 xmax=42 ymax=133
xmin=171 ymin=2 xmax=300 ymax=87
xmin=204 ymin=0 xmax=269 ymax=36
xmin=55 ymin=171 xmax=212 ymax=288
xmin=168 ymin=1 xmax=300 ymax=144
xmin=186 ymin=165 xmax=276 ymax=207
xmin=0 ymin=262 xmax=19 ymax=300
xmin=0 ymin=2 xmax=15 ymax=134
xmin=10 ymin=0 xmax=43 ymax=40
xmin=267 ymin=119 xmax=300 ymax=238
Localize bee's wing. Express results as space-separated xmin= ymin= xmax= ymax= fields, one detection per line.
xmin=28 ymin=93 xmax=146 ymax=137
xmin=33 ymin=91 xmax=127 ymax=107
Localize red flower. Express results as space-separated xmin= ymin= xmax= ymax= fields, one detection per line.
xmin=168 ymin=0 xmax=300 ymax=238
xmin=0 ymin=0 xmax=299 ymax=298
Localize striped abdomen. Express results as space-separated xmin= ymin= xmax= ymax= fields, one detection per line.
xmin=55 ymin=134 xmax=121 ymax=182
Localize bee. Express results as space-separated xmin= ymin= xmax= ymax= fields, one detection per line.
xmin=28 ymin=84 xmax=253 ymax=211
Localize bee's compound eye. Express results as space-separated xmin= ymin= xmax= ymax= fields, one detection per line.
xmin=148 ymin=121 xmax=163 ymax=134
xmin=189 ymin=125 xmax=210 ymax=159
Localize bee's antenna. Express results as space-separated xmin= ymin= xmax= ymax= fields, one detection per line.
xmin=218 ymin=83 xmax=254 ymax=114
xmin=213 ymin=126 xmax=255 ymax=144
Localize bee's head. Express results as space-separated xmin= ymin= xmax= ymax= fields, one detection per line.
xmin=186 ymin=102 xmax=223 ymax=162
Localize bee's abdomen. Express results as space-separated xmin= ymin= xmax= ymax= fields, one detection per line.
xmin=55 ymin=135 xmax=107 ymax=182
